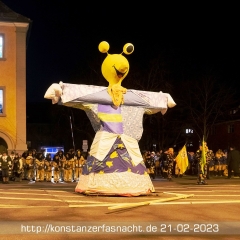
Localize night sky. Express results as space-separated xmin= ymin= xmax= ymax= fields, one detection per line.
xmin=1 ymin=0 xmax=239 ymax=103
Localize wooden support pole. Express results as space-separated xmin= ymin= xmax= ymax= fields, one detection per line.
xmin=108 ymin=194 xmax=194 ymax=210
xmin=163 ymin=192 xmax=189 ymax=196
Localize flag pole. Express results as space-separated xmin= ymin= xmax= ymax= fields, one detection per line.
xmin=201 ymin=136 xmax=206 ymax=173
xmin=69 ymin=116 xmax=75 ymax=152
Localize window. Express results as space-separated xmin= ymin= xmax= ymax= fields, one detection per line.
xmin=187 ymin=142 xmax=193 ymax=147
xmin=41 ymin=146 xmax=64 ymax=158
xmin=0 ymin=34 xmax=4 ymax=58
xmin=230 ymin=109 xmax=237 ymax=114
xmin=0 ymin=87 xmax=6 ymax=116
xmin=185 ymin=129 xmax=193 ymax=134
xmin=228 ymin=124 xmax=234 ymax=133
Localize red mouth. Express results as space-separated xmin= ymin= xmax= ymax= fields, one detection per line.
xmin=113 ymin=65 xmax=126 ymax=78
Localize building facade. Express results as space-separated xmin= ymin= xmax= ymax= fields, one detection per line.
xmin=208 ymin=118 xmax=240 ymax=151
xmin=0 ymin=1 xmax=31 ymax=153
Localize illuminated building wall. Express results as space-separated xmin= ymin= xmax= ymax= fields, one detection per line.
xmin=0 ymin=2 xmax=31 ymax=154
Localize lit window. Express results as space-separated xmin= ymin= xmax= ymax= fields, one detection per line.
xmin=41 ymin=146 xmax=64 ymax=158
xmin=186 ymin=129 xmax=193 ymax=134
xmin=230 ymin=109 xmax=237 ymax=114
xmin=0 ymin=87 xmax=6 ymax=116
xmin=0 ymin=35 xmax=3 ymax=58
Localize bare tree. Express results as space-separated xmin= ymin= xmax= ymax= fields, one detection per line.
xmin=178 ymin=75 xmax=236 ymax=141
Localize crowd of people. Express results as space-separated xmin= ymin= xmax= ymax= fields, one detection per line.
xmin=0 ymin=149 xmax=88 ymax=184
xmin=0 ymin=142 xmax=240 ymax=185
xmin=143 ymin=142 xmax=240 ymax=184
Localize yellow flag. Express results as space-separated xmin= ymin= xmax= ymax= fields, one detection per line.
xmin=201 ymin=138 xmax=206 ymax=173
xmin=175 ymin=145 xmax=189 ymax=174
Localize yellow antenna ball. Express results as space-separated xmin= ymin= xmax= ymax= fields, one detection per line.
xmin=123 ymin=43 xmax=134 ymax=55
xmin=98 ymin=41 xmax=110 ymax=53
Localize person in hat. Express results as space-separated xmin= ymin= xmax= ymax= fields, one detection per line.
xmin=0 ymin=151 xmax=12 ymax=183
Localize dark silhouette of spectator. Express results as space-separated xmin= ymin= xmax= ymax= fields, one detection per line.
xmin=227 ymin=146 xmax=240 ymax=178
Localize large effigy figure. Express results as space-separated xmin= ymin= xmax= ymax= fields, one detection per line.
xmin=44 ymin=41 xmax=176 ymax=196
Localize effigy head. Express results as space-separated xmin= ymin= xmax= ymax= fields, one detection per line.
xmin=98 ymin=41 xmax=134 ymax=86
xmin=98 ymin=41 xmax=134 ymax=107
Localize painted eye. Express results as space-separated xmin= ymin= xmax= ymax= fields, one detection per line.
xmin=98 ymin=41 xmax=109 ymax=53
xmin=123 ymin=43 xmax=134 ymax=55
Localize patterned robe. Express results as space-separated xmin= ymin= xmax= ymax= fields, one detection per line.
xmin=45 ymin=82 xmax=176 ymax=196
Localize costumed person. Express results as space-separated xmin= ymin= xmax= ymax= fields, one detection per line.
xmin=9 ymin=151 xmax=15 ymax=159
xmin=44 ymin=153 xmax=52 ymax=182
xmin=161 ymin=149 xmax=168 ymax=178
xmin=195 ymin=141 xmax=214 ymax=184
xmin=25 ymin=150 xmax=35 ymax=181
xmin=214 ymin=149 xmax=225 ymax=177
xmin=0 ymin=151 xmax=12 ymax=183
xmin=188 ymin=152 xmax=196 ymax=175
xmin=52 ymin=154 xmax=60 ymax=183
xmin=12 ymin=153 xmax=23 ymax=181
xmin=74 ymin=149 xmax=86 ymax=182
xmin=222 ymin=149 xmax=228 ymax=177
xmin=144 ymin=152 xmax=155 ymax=180
xmin=9 ymin=151 xmax=16 ymax=181
xmin=227 ymin=146 xmax=240 ymax=178
xmin=208 ymin=153 xmax=215 ymax=177
xmin=63 ymin=152 xmax=74 ymax=182
xmin=162 ymin=148 xmax=176 ymax=181
xmin=154 ymin=151 xmax=162 ymax=177
xmin=174 ymin=160 xmax=181 ymax=177
xmin=44 ymin=41 xmax=176 ymax=196
xmin=8 ymin=152 xmax=13 ymax=181
xmin=206 ymin=145 xmax=214 ymax=179
xmin=69 ymin=149 xmax=75 ymax=159
xmin=35 ymin=152 xmax=45 ymax=182
xmin=32 ymin=149 xmax=37 ymax=159
xmin=21 ymin=151 xmax=28 ymax=180
xmin=58 ymin=150 xmax=65 ymax=182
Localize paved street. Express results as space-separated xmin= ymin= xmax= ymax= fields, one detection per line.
xmin=0 ymin=176 xmax=240 ymax=240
